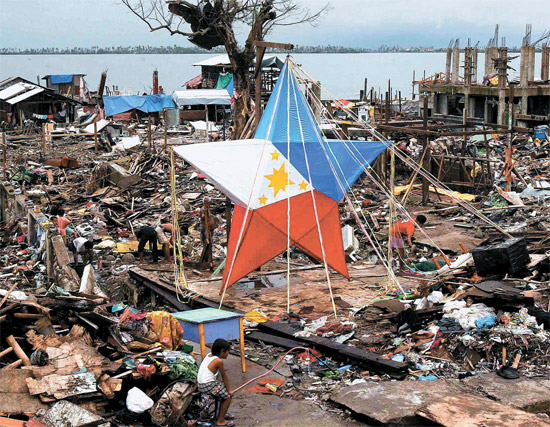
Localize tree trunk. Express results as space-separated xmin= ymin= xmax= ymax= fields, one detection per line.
xmin=224 ymin=33 xmax=254 ymax=139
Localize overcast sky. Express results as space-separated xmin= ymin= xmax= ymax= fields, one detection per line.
xmin=1 ymin=0 xmax=548 ymax=49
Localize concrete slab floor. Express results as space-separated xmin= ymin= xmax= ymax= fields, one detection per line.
xmin=192 ymin=343 xmax=359 ymax=426
xmin=462 ymin=373 xmax=550 ymax=414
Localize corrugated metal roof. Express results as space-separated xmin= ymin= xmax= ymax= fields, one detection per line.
xmin=0 ymin=82 xmax=44 ymax=104
xmin=7 ymin=87 xmax=44 ymax=104
xmin=0 ymin=83 xmax=29 ymax=100
xmin=172 ymin=89 xmax=231 ymax=106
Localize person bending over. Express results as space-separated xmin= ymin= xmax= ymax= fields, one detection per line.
xmin=390 ymin=214 xmax=427 ymax=271
xmin=197 ymin=339 xmax=235 ymax=426
xmin=71 ymin=237 xmax=94 ymax=265
xmin=135 ymin=225 xmax=158 ymax=264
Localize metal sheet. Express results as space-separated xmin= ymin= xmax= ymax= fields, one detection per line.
xmin=7 ymin=87 xmax=44 ymax=104
xmin=0 ymin=82 xmax=39 ymax=101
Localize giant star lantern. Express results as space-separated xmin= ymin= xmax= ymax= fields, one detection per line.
xmin=174 ymin=60 xmax=387 ymax=293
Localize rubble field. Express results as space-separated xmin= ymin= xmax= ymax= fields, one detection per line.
xmin=0 ymin=120 xmax=549 ymax=426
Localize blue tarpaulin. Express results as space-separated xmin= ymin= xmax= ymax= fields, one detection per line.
xmin=50 ymin=74 xmax=74 ymax=84
xmin=103 ymin=95 xmax=175 ymax=117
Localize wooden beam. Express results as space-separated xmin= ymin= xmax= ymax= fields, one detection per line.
xmin=257 ymin=320 xmax=408 ymax=379
xmin=376 ymin=124 xmax=439 ymax=136
xmin=254 ymin=41 xmax=294 ymax=50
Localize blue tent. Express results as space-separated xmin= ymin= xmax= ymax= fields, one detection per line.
xmin=103 ymin=95 xmax=175 ymax=117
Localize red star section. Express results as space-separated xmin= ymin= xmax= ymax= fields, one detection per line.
xmin=221 ymin=190 xmax=350 ymax=293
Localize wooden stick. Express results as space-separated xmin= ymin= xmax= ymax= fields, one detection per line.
xmin=0 ymin=347 xmax=13 ymax=358
xmin=0 ymin=315 xmax=6 ymax=323
xmin=432 ymin=258 xmax=442 ymax=269
xmin=5 ymin=335 xmax=31 ymax=366
xmin=0 ymin=303 xmax=17 ymax=315
xmin=459 ymin=242 xmax=469 ymax=253
xmin=4 ymin=359 xmax=23 ymax=370
xmin=502 ymin=347 xmax=507 ymax=366
xmin=0 ymin=283 xmax=18 ymax=309
xmin=115 ymin=346 xmax=162 ymax=363
xmin=511 ymin=353 xmax=521 ymax=369
xmin=13 ymin=313 xmax=45 ymax=319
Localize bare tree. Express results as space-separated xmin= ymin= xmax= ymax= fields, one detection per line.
xmin=121 ymin=0 xmax=328 ymax=136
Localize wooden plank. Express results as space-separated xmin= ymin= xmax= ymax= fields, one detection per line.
xmin=0 ymin=370 xmax=49 ymax=415
xmin=246 ymin=331 xmax=308 ymax=349
xmin=416 ymin=393 xmax=550 ymax=427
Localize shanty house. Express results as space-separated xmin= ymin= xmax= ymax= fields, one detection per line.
xmin=191 ymin=54 xmax=283 ymax=95
xmin=41 ymin=74 xmax=89 ymax=103
xmin=0 ymin=76 xmax=82 ymax=126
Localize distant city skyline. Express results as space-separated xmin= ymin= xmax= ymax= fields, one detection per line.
xmin=1 ymin=0 xmax=548 ymax=50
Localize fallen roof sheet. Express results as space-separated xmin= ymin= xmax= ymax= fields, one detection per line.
xmin=172 ymin=89 xmax=231 ymax=106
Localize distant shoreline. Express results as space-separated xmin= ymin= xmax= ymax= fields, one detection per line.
xmin=0 ymin=47 xmax=525 ymax=55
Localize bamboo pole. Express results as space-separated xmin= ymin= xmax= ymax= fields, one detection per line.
xmin=94 ymin=122 xmax=98 ymax=154
xmin=164 ymin=110 xmax=168 ymax=151
xmin=41 ymin=123 xmax=46 ymax=157
xmin=2 ymin=132 xmax=6 ymax=180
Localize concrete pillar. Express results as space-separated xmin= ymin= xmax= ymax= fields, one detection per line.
xmin=451 ymin=47 xmax=460 ymax=83
xmin=463 ymin=92 xmax=470 ymax=123
xmin=472 ymin=47 xmax=478 ymax=83
xmin=440 ymin=94 xmax=449 ymax=115
xmin=485 ymin=47 xmax=497 ymax=76
xmin=484 ymin=98 xmax=490 ymax=123
xmin=469 ymin=96 xmax=477 ymax=118
xmin=496 ymin=47 xmax=508 ymax=125
xmin=520 ymin=46 xmax=529 ymax=87
xmin=464 ymin=47 xmax=473 ymax=86
xmin=445 ymin=48 xmax=452 ymax=83
xmin=484 ymin=48 xmax=491 ymax=76
xmin=542 ymin=43 xmax=550 ymax=81
xmin=527 ymin=46 xmax=536 ymax=84
xmin=521 ymin=94 xmax=529 ymax=115
xmin=498 ymin=90 xmax=506 ymax=125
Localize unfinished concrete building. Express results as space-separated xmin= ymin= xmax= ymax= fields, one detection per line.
xmin=420 ymin=25 xmax=550 ymax=128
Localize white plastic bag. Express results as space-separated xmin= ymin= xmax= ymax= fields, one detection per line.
xmin=126 ymin=387 xmax=154 ymax=414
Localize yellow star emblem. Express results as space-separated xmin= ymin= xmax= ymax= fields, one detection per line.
xmin=258 ymin=194 xmax=268 ymax=205
xmin=271 ymin=151 xmax=280 ymax=160
xmin=264 ymin=163 xmax=294 ymax=197
xmin=298 ymin=180 xmax=308 ymax=191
